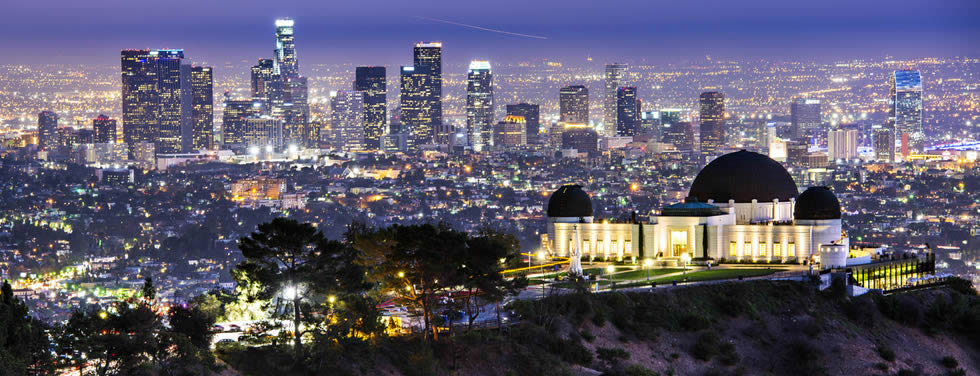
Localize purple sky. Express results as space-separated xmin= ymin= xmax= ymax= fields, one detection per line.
xmin=4 ymin=0 xmax=978 ymax=66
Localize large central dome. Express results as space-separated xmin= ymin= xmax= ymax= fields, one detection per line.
xmin=688 ymin=150 xmax=799 ymax=203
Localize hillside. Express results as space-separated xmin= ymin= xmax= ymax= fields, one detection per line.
xmin=219 ymin=280 xmax=980 ymax=376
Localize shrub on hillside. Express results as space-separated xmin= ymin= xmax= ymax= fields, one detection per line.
xmin=843 ymin=294 xmax=878 ymax=328
xmin=596 ymin=347 xmax=630 ymax=365
xmin=718 ymin=342 xmax=739 ymax=366
xmin=877 ymin=345 xmax=896 ymax=362
xmin=691 ymin=331 xmax=720 ymax=361
xmin=941 ymin=356 xmax=958 ymax=369
xmin=784 ymin=339 xmax=828 ymax=376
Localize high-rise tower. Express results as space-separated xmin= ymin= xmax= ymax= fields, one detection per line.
xmin=37 ymin=111 xmax=58 ymax=151
xmin=330 ymin=91 xmax=365 ymax=151
xmin=616 ymin=87 xmax=639 ymax=136
xmin=889 ymin=70 xmax=923 ymax=157
xmin=791 ymin=98 xmax=821 ymax=142
xmin=120 ymin=49 xmax=193 ymax=155
xmin=354 ymin=66 xmax=387 ymax=150
xmin=250 ymin=59 xmax=274 ymax=98
xmin=559 ymin=85 xmax=589 ymax=124
xmin=273 ymin=19 xmax=298 ymax=79
xmin=699 ymin=91 xmax=725 ymax=162
xmin=603 ymin=63 xmax=628 ymax=136
xmin=506 ymin=103 xmax=540 ymax=143
xmin=92 ymin=115 xmax=117 ymax=144
xmin=190 ymin=66 xmax=214 ymax=150
xmin=466 ymin=60 xmax=494 ymax=151
xmin=400 ymin=42 xmax=443 ymax=147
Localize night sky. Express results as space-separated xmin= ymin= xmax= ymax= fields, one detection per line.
xmin=5 ymin=0 xmax=978 ymax=66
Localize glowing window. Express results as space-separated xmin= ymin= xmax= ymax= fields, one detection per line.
xmin=670 ymin=231 xmax=687 ymax=257
xmin=773 ymin=243 xmax=782 ymax=257
xmin=729 ymin=242 xmax=737 ymax=257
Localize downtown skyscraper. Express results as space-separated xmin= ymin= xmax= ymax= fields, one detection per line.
xmin=354 ymin=66 xmax=386 ymax=150
xmin=559 ymin=85 xmax=589 ymax=124
xmin=190 ymin=66 xmax=214 ymax=150
xmin=466 ymin=60 xmax=493 ymax=151
xmin=330 ymin=91 xmax=365 ymax=151
xmin=92 ymin=115 xmax=117 ymax=144
xmin=37 ymin=111 xmax=58 ymax=151
xmin=699 ymin=91 xmax=725 ymax=162
xmin=250 ymin=59 xmax=274 ymax=98
xmin=791 ymin=98 xmax=821 ymax=142
xmin=400 ymin=42 xmax=443 ymax=147
xmin=120 ymin=49 xmax=195 ymax=156
xmin=506 ymin=103 xmax=540 ymax=143
xmin=889 ymin=70 xmax=924 ymax=157
xmin=603 ymin=63 xmax=628 ymax=136
xmin=616 ymin=87 xmax=639 ymax=136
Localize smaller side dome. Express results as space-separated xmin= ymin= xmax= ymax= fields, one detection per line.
xmin=794 ymin=186 xmax=842 ymax=220
xmin=547 ymin=185 xmax=593 ymax=218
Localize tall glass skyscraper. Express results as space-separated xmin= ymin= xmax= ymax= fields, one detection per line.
xmin=330 ymin=91 xmax=365 ymax=151
xmin=250 ymin=59 xmax=274 ymax=98
xmin=791 ymin=98 xmax=821 ymax=142
xmin=889 ymin=70 xmax=923 ymax=157
xmin=400 ymin=42 xmax=443 ymax=147
xmin=616 ymin=87 xmax=639 ymax=136
xmin=120 ymin=49 xmax=193 ymax=155
xmin=699 ymin=91 xmax=725 ymax=162
xmin=604 ymin=63 xmax=628 ymax=136
xmin=466 ymin=60 xmax=494 ymax=151
xmin=354 ymin=66 xmax=387 ymax=150
xmin=121 ymin=49 xmax=159 ymax=156
xmin=190 ymin=66 xmax=214 ymax=150
xmin=92 ymin=114 xmax=117 ymax=144
xmin=559 ymin=85 xmax=589 ymax=124
xmin=37 ymin=111 xmax=58 ymax=151
xmin=273 ymin=19 xmax=298 ymax=79
xmin=506 ymin=103 xmax=540 ymax=143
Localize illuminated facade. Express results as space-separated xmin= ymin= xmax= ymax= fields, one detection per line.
xmin=615 ymin=87 xmax=639 ymax=136
xmin=273 ymin=19 xmax=298 ymax=79
xmin=699 ymin=91 xmax=725 ymax=162
xmin=506 ymin=103 xmax=540 ymax=143
xmin=37 ymin=111 xmax=58 ymax=151
xmin=546 ymin=151 xmax=847 ymax=265
xmin=561 ymin=125 xmax=598 ymax=156
xmin=330 ymin=90 xmax=365 ymax=151
xmin=354 ymin=66 xmax=387 ymax=149
xmin=190 ymin=66 xmax=214 ymax=150
xmin=466 ymin=60 xmax=494 ymax=151
xmin=399 ymin=42 xmax=443 ymax=147
xmin=827 ymin=129 xmax=858 ymax=161
xmin=559 ymin=85 xmax=589 ymax=124
xmin=92 ymin=115 xmax=117 ymax=144
xmin=791 ymin=98 xmax=821 ymax=142
xmin=222 ymin=98 xmax=269 ymax=147
xmin=120 ymin=49 xmax=193 ymax=155
xmin=603 ymin=63 xmax=628 ymax=136
xmin=889 ymin=70 xmax=923 ymax=157
xmin=872 ymin=125 xmax=896 ymax=162
xmin=250 ymin=59 xmax=274 ymax=98
xmin=492 ymin=116 xmax=527 ymax=149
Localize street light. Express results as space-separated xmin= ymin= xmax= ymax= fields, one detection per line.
xmin=643 ymin=258 xmax=653 ymax=281
xmin=680 ymin=253 xmax=691 ymax=276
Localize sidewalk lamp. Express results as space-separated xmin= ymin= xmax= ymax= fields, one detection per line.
xmin=680 ymin=253 xmax=691 ymax=276
xmin=606 ymin=264 xmax=615 ymax=280
xmin=643 ymin=258 xmax=654 ymax=281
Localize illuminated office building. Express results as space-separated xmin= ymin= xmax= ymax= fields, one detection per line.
xmin=92 ymin=115 xmax=117 ymax=144
xmin=872 ymin=125 xmax=896 ymax=163
xmin=559 ymin=85 xmax=589 ymax=124
xmin=330 ymin=90 xmax=365 ymax=151
xmin=791 ymin=98 xmax=821 ymax=142
xmin=38 ymin=111 xmax=58 ymax=151
xmin=827 ymin=129 xmax=858 ymax=162
xmin=466 ymin=60 xmax=494 ymax=151
xmin=190 ymin=66 xmax=214 ymax=150
xmin=506 ymin=103 xmax=540 ymax=143
xmin=354 ymin=66 xmax=387 ymax=149
xmin=273 ymin=19 xmax=298 ymax=79
xmin=493 ymin=116 xmax=527 ymax=149
xmin=616 ymin=87 xmax=639 ymax=136
xmin=561 ymin=125 xmax=599 ymax=156
xmin=640 ymin=111 xmax=660 ymax=140
xmin=250 ymin=59 xmax=274 ymax=98
xmin=398 ymin=42 xmax=443 ymax=147
xmin=889 ymin=70 xmax=923 ymax=157
xmin=699 ymin=91 xmax=725 ymax=162
xmin=603 ymin=63 xmax=628 ymax=136
xmin=222 ymin=97 xmax=269 ymax=148
xmin=120 ymin=49 xmax=192 ymax=155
